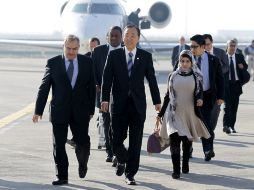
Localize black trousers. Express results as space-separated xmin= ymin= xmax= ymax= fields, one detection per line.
xmin=111 ymin=97 xmax=145 ymax=178
xmin=52 ymin=113 xmax=90 ymax=180
xmin=99 ymin=111 xmax=113 ymax=156
xmin=210 ymin=103 xmax=221 ymax=131
xmin=223 ymin=81 xmax=241 ymax=130
xmin=201 ymin=91 xmax=214 ymax=153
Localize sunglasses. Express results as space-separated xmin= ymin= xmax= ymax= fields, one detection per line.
xmin=190 ymin=45 xmax=199 ymax=49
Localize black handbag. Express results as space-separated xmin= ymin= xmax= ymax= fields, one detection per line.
xmin=240 ymin=68 xmax=250 ymax=85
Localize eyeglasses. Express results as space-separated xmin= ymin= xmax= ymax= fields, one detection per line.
xmin=190 ymin=45 xmax=199 ymax=49
xmin=205 ymin=43 xmax=212 ymax=46
xmin=230 ymin=45 xmax=236 ymax=47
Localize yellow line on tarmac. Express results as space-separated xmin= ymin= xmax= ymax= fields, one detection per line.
xmin=0 ymin=102 xmax=35 ymax=128
xmin=0 ymin=95 xmax=52 ymax=129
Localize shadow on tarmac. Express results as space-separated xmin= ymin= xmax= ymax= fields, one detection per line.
xmin=87 ymin=179 xmax=177 ymax=190
xmin=181 ymin=173 xmax=254 ymax=189
xmin=0 ymin=179 xmax=51 ymax=190
xmin=0 ymin=179 xmax=103 ymax=190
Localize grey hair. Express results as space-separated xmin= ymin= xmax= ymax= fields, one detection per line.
xmin=227 ymin=39 xmax=237 ymax=46
xmin=64 ymin=34 xmax=80 ymax=45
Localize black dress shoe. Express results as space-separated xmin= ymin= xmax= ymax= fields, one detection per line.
xmin=52 ymin=179 xmax=68 ymax=185
xmin=105 ymin=155 xmax=113 ymax=162
xmin=182 ymin=163 xmax=189 ymax=174
xmin=79 ymin=165 xmax=87 ymax=178
xmin=232 ymin=129 xmax=237 ymax=133
xmin=67 ymin=138 xmax=76 ymax=148
xmin=171 ymin=172 xmax=180 ymax=179
xmin=223 ymin=126 xmax=231 ymax=134
xmin=210 ymin=151 xmax=215 ymax=158
xmin=112 ymin=156 xmax=117 ymax=167
xmin=204 ymin=151 xmax=212 ymax=161
xmin=116 ymin=163 xmax=125 ymax=176
xmin=125 ymin=176 xmax=136 ymax=185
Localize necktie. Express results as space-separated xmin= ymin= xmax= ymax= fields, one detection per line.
xmin=179 ymin=46 xmax=183 ymax=54
xmin=67 ymin=60 xmax=74 ymax=83
xmin=230 ymin=56 xmax=236 ymax=81
xmin=127 ymin=52 xmax=133 ymax=76
xmin=197 ymin=56 xmax=201 ymax=69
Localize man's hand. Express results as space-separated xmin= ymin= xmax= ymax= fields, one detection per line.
xmin=155 ymin=104 xmax=161 ymax=112
xmin=101 ymin=102 xmax=109 ymax=112
xmin=217 ymin=99 xmax=224 ymax=105
xmin=32 ymin=114 xmax=42 ymax=123
xmin=238 ymin=63 xmax=244 ymax=69
xmin=196 ymin=99 xmax=203 ymax=107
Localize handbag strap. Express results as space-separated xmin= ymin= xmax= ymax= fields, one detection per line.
xmin=154 ymin=118 xmax=162 ymax=133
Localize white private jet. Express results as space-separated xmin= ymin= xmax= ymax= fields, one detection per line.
xmin=0 ymin=0 xmax=173 ymax=54
xmin=60 ymin=0 xmax=172 ymax=53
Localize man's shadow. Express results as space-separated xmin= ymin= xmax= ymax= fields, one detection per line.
xmin=87 ymin=179 xmax=177 ymax=190
xmin=0 ymin=179 xmax=103 ymax=190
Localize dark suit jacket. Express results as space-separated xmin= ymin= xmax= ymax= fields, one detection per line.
xmin=171 ymin=44 xmax=190 ymax=66
xmin=84 ymin=51 xmax=92 ymax=57
xmin=226 ymin=53 xmax=248 ymax=95
xmin=35 ymin=54 xmax=96 ymax=124
xmin=101 ymin=47 xmax=161 ymax=115
xmin=204 ymin=53 xmax=225 ymax=107
xmin=92 ymin=44 xmax=109 ymax=86
xmin=92 ymin=44 xmax=109 ymax=108
xmin=213 ymin=47 xmax=228 ymax=74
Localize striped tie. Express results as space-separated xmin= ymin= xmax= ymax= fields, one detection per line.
xmin=127 ymin=52 xmax=133 ymax=76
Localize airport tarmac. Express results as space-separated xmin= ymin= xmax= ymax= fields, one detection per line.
xmin=0 ymin=46 xmax=254 ymax=190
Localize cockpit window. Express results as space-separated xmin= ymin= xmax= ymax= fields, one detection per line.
xmin=72 ymin=3 xmax=88 ymax=13
xmin=71 ymin=3 xmax=124 ymax=15
xmin=90 ymin=4 xmax=124 ymax=15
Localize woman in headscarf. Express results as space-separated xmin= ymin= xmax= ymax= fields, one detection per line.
xmin=157 ymin=50 xmax=210 ymax=179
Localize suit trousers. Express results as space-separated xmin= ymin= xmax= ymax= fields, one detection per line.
xmin=223 ymin=81 xmax=241 ymax=130
xmin=210 ymin=103 xmax=221 ymax=131
xmin=99 ymin=111 xmax=113 ymax=156
xmin=111 ymin=96 xmax=145 ymax=178
xmin=201 ymin=91 xmax=214 ymax=153
xmin=52 ymin=113 xmax=90 ymax=179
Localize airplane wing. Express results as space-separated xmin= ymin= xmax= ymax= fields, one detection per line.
xmin=0 ymin=39 xmax=63 ymax=49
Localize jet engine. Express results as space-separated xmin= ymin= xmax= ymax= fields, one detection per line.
xmin=148 ymin=1 xmax=171 ymax=28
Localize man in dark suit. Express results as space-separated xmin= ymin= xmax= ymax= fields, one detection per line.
xmin=67 ymin=36 xmax=100 ymax=148
xmin=190 ymin=34 xmax=224 ymax=161
xmin=92 ymin=26 xmax=123 ymax=163
xmin=171 ymin=36 xmax=190 ymax=67
xmin=203 ymin=34 xmax=229 ymax=133
xmin=84 ymin=37 xmax=100 ymax=57
xmin=223 ymin=39 xmax=248 ymax=133
xmin=32 ymin=35 xmax=96 ymax=185
xmin=101 ymin=25 xmax=161 ymax=185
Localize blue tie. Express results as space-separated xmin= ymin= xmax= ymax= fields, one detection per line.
xmin=230 ymin=56 xmax=236 ymax=81
xmin=67 ymin=60 xmax=74 ymax=83
xmin=127 ymin=52 xmax=133 ymax=76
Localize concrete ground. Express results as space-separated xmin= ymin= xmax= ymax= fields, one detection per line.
xmin=0 ymin=46 xmax=253 ymax=190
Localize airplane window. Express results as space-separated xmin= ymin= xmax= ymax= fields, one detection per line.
xmin=72 ymin=3 xmax=88 ymax=14
xmin=90 ymin=4 xmax=124 ymax=15
xmin=110 ymin=4 xmax=125 ymax=15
